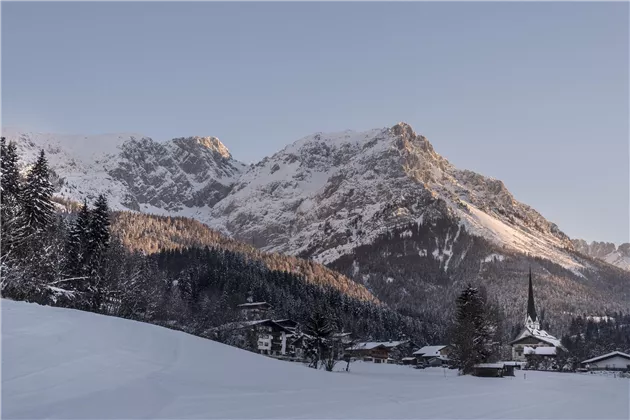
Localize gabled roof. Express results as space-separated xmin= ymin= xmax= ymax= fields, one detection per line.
xmin=581 ymin=351 xmax=630 ymax=364
xmin=413 ymin=345 xmax=448 ymax=356
xmin=347 ymin=342 xmax=388 ymax=351
xmin=474 ymin=363 xmax=505 ymax=369
xmin=510 ymin=326 xmax=563 ymax=348
xmin=346 ymin=341 xmax=409 ymax=351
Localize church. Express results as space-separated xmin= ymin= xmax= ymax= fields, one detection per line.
xmin=510 ymin=268 xmax=564 ymax=361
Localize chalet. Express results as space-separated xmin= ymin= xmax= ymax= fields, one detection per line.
xmin=510 ymin=269 xmax=565 ymax=361
xmin=213 ymin=319 xmax=294 ymax=356
xmin=237 ymin=302 xmax=273 ymax=321
xmin=345 ymin=342 xmax=390 ymax=362
xmin=274 ymin=319 xmax=299 ymax=331
xmin=413 ymin=345 xmax=451 ymax=366
xmin=345 ymin=340 xmax=414 ymax=363
xmin=581 ymin=351 xmax=630 ymax=371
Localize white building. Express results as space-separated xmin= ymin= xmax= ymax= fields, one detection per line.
xmin=581 ymin=351 xmax=630 ymax=371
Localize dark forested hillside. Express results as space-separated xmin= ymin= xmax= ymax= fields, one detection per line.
xmin=147 ymin=247 xmax=443 ymax=343
xmin=328 ymin=218 xmax=630 ymax=338
xmin=111 ymin=212 xmax=377 ymax=303
xmin=561 ymin=314 xmax=630 ymax=361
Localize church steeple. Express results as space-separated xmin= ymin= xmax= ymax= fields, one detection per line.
xmin=525 ymin=267 xmax=540 ymax=330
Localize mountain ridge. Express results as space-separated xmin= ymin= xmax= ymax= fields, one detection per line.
xmin=5 ymin=123 xmax=630 ymax=333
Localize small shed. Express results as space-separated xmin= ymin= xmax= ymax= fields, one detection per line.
xmin=401 ymin=357 xmax=417 ymax=365
xmin=501 ymin=362 xmax=519 ymax=376
xmin=473 ymin=363 xmax=505 ymax=377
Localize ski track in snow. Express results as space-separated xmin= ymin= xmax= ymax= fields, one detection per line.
xmin=3 ymin=300 xmax=629 ymax=420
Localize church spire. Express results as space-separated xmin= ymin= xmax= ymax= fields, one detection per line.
xmin=526 ymin=266 xmax=540 ymax=329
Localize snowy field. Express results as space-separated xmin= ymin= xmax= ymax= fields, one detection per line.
xmin=2 ymin=300 xmax=629 ymax=419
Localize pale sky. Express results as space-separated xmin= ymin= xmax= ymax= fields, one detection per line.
xmin=2 ymin=2 xmax=628 ymax=244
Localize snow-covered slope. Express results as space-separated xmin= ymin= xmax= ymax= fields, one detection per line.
xmin=210 ymin=123 xmax=581 ymax=270
xmin=2 ymin=128 xmax=246 ymax=212
xmin=572 ymin=240 xmax=630 ymax=271
xmin=3 ymin=299 xmax=628 ymax=419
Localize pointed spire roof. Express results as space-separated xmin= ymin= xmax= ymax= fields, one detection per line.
xmin=527 ymin=267 xmax=537 ymax=323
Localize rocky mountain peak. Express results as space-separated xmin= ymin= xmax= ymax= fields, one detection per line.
xmin=172 ymin=136 xmax=232 ymax=160
xmin=571 ymin=239 xmax=630 ymax=271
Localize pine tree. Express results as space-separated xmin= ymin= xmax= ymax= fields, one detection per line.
xmin=84 ymin=194 xmax=111 ymax=311
xmin=87 ymin=194 xmax=111 ymax=269
xmin=304 ymin=311 xmax=334 ymax=369
xmin=1 ymin=138 xmax=28 ymax=256
xmin=1 ymin=138 xmax=21 ymax=203
xmin=66 ymin=199 xmax=91 ymax=277
xmin=1 ymin=137 xmax=7 ymax=211
xmin=22 ymin=150 xmax=55 ymax=232
xmin=450 ymin=285 xmax=496 ymax=374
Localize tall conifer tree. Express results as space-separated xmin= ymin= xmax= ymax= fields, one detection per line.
xmin=22 ymin=150 xmax=54 ymax=232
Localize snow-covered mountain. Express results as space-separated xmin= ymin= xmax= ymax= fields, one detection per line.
xmin=210 ymin=123 xmax=581 ymax=271
xmin=1 ymin=123 xmax=598 ymax=273
xmin=5 ymin=123 xmax=583 ymax=272
xmin=572 ymin=240 xmax=630 ymax=272
xmin=6 ymin=122 xmax=630 ymax=324
xmin=3 ymin=127 xmax=246 ymax=213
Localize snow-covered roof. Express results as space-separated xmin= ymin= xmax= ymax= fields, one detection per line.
xmin=237 ymin=302 xmax=271 ymax=308
xmin=524 ymin=346 xmax=557 ymax=356
xmin=402 ymin=357 xmax=417 ymax=361
xmin=214 ymin=319 xmax=293 ymax=333
xmin=347 ymin=342 xmax=386 ymax=351
xmin=474 ymin=363 xmax=505 ymax=369
xmin=582 ymin=351 xmax=630 ymax=364
xmin=413 ymin=345 xmax=448 ymax=356
xmin=347 ymin=341 xmax=407 ymax=351
xmin=213 ymin=320 xmax=269 ymax=331
xmin=510 ymin=326 xmax=563 ymax=348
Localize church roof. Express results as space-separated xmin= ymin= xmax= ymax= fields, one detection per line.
xmin=510 ymin=326 xmax=563 ymax=348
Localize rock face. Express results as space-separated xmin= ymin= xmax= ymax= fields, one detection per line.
xmin=210 ymin=123 xmax=577 ymax=270
xmin=3 ymin=129 xmax=246 ymax=214
xmin=572 ymin=240 xmax=630 ymax=271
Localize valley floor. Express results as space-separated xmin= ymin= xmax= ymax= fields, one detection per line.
xmin=2 ymin=299 xmax=629 ymax=419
